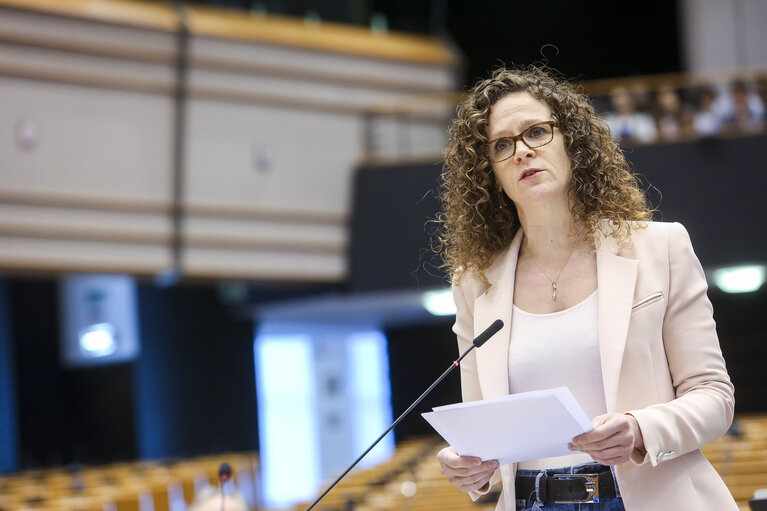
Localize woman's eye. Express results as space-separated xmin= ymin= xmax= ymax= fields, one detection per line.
xmin=494 ymin=139 xmax=509 ymax=152
xmin=528 ymin=126 xmax=546 ymax=138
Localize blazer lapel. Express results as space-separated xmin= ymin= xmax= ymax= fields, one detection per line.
xmin=470 ymin=225 xmax=638 ymax=410
xmin=596 ymin=231 xmax=639 ymax=412
xmin=473 ymin=229 xmax=524 ymax=399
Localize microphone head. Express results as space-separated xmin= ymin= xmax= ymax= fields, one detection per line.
xmin=473 ymin=319 xmax=503 ymax=348
xmin=218 ymin=462 xmax=232 ymax=482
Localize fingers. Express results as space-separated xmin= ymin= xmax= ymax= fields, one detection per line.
xmin=446 ymin=462 xmax=498 ymax=491
xmin=572 ymin=414 xmax=632 ymax=446
xmin=437 ymin=447 xmax=499 ymax=492
xmin=586 ymin=442 xmax=633 ymax=463
xmin=573 ymin=429 xmax=632 ymax=452
xmin=589 ymin=448 xmax=632 ymax=466
xmin=437 ymin=446 xmax=483 ymax=468
xmin=571 ymin=414 xmax=622 ymax=444
xmin=568 ymin=413 xmax=637 ymax=466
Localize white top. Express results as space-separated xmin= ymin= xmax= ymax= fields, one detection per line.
xmin=508 ymin=290 xmax=607 ymax=469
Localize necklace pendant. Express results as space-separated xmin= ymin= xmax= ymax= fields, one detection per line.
xmin=552 ymin=282 xmax=557 ymax=301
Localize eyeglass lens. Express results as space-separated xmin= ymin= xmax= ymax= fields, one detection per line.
xmin=488 ymin=122 xmax=554 ymax=162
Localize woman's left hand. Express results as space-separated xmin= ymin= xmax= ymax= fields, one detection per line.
xmin=568 ymin=413 xmax=644 ymax=465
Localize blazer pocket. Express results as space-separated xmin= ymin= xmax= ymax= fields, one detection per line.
xmin=631 ymin=291 xmax=665 ymax=313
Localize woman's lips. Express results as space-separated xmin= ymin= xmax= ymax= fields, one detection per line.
xmin=520 ymin=168 xmax=544 ymax=180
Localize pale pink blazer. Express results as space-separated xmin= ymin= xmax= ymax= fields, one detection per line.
xmin=453 ymin=221 xmax=737 ymax=510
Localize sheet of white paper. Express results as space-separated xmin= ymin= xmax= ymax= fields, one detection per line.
xmin=422 ymin=387 xmax=594 ymax=465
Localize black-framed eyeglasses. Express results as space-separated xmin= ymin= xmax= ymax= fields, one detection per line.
xmin=486 ymin=121 xmax=558 ymax=163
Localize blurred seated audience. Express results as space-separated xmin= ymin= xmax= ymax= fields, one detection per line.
xmin=756 ymin=74 xmax=767 ymax=110
xmin=628 ymin=83 xmax=653 ymax=116
xmin=719 ymin=80 xmax=765 ymax=135
xmin=692 ymin=86 xmax=723 ymax=137
xmin=603 ymin=85 xmax=657 ymax=144
xmin=600 ymin=73 xmax=767 ymax=145
xmin=654 ymin=85 xmax=691 ymax=141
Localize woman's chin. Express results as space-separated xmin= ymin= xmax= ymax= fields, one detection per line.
xmin=518 ymin=188 xmax=567 ymax=207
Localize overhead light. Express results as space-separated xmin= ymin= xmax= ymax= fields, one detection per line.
xmin=422 ymin=289 xmax=456 ymax=316
xmin=711 ymin=265 xmax=766 ymax=294
xmin=78 ymin=323 xmax=117 ymax=357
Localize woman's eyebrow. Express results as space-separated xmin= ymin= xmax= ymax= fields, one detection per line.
xmin=488 ymin=119 xmax=548 ymax=140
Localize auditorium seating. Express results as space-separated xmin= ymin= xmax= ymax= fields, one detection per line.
xmin=0 ymin=452 xmax=258 ymax=511
xmin=295 ymin=436 xmax=496 ymax=511
xmin=300 ymin=414 xmax=767 ymax=511
xmin=703 ymin=415 xmax=767 ymax=509
xmin=1 ymin=415 xmax=765 ymax=511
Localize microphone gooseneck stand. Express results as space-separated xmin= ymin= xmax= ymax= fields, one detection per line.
xmin=304 ymin=318 xmax=504 ymax=511
xmin=218 ymin=462 xmax=231 ymax=511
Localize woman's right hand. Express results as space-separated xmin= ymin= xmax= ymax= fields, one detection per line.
xmin=437 ymin=446 xmax=499 ymax=492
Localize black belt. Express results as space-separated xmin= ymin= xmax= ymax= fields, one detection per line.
xmin=515 ymin=468 xmax=617 ymax=504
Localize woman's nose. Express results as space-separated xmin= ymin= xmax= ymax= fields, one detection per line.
xmin=513 ymin=141 xmax=534 ymax=162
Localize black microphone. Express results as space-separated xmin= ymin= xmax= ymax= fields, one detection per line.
xmin=305 ymin=319 xmax=504 ymax=511
xmin=472 ymin=318 xmax=503 ymax=347
xmin=218 ymin=462 xmax=231 ymax=511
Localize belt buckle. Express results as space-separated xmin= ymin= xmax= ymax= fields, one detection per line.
xmin=552 ymin=473 xmax=600 ymax=503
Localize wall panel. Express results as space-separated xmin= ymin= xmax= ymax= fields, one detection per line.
xmin=0 ymin=0 xmax=456 ymax=281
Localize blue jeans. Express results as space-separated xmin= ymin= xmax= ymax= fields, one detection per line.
xmin=514 ymin=462 xmax=625 ymax=511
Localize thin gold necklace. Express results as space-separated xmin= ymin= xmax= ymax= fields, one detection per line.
xmin=528 ymin=246 xmax=576 ymax=301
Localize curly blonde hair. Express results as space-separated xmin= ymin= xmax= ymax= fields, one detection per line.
xmin=437 ymin=65 xmax=652 ymax=288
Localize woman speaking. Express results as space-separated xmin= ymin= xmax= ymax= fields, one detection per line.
xmin=435 ymin=66 xmax=737 ymax=511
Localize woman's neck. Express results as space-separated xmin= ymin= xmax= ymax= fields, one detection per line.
xmin=517 ymin=202 xmax=580 ymax=263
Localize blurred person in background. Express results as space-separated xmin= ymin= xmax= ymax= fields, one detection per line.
xmin=189 ymin=486 xmax=249 ymax=511
xmin=434 ymin=65 xmax=736 ymax=511
xmin=755 ymin=74 xmax=767 ymax=114
xmin=628 ymin=84 xmax=653 ymax=118
xmin=602 ymin=86 xmax=657 ymax=145
xmin=720 ymin=81 xmax=765 ymax=135
xmin=692 ymin=86 xmax=723 ymax=137
xmin=654 ymin=86 xmax=689 ymax=142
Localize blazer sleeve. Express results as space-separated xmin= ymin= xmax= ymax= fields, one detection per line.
xmin=627 ymin=222 xmax=735 ymax=466
xmin=451 ymin=274 xmax=502 ymax=498
xmin=452 ymin=274 xmax=483 ymax=404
